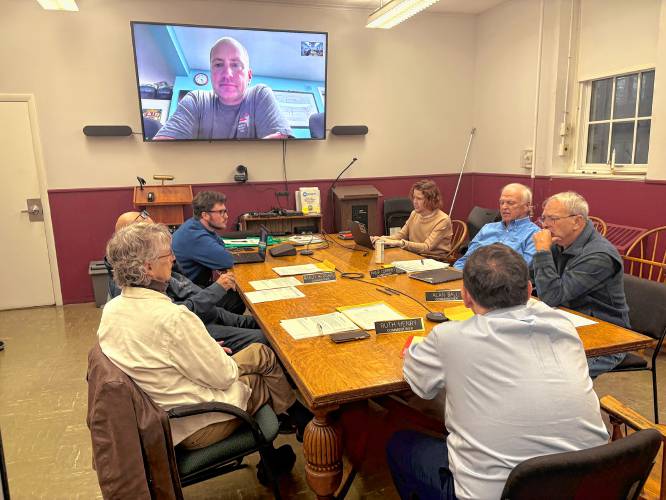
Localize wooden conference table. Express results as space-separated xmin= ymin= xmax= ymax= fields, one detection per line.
xmin=232 ymin=238 xmax=652 ymax=499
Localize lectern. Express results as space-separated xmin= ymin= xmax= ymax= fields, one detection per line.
xmin=332 ymin=185 xmax=382 ymax=234
xmin=133 ymin=184 xmax=193 ymax=225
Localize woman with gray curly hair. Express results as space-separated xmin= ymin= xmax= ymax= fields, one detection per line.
xmin=99 ymin=222 xmax=310 ymax=471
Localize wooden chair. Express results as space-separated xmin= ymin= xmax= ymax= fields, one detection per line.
xmin=589 ymin=216 xmax=608 ymax=237
xmin=601 ymin=395 xmax=666 ymax=500
xmin=444 ymin=219 xmax=468 ymax=263
xmin=624 ymin=226 xmax=666 ymax=283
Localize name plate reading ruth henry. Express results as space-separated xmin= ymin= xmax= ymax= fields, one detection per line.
xmin=375 ymin=317 xmax=424 ymax=334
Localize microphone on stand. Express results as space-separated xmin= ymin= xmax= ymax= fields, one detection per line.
xmin=299 ymin=235 xmax=314 ymax=256
xmin=328 ymin=157 xmax=358 ymax=233
xmin=137 ymin=176 xmax=146 ymax=191
xmin=330 ymin=157 xmax=358 ymax=193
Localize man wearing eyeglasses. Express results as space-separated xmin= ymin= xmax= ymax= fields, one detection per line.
xmin=531 ymin=191 xmax=629 ymax=377
xmin=172 ymin=191 xmax=245 ymax=315
xmin=453 ymin=183 xmax=539 ymax=269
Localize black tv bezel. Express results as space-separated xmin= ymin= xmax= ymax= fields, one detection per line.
xmin=130 ymin=20 xmax=329 ymax=143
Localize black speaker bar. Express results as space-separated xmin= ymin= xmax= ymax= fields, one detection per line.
xmin=83 ymin=125 xmax=133 ymax=137
xmin=331 ymin=125 xmax=368 ymax=136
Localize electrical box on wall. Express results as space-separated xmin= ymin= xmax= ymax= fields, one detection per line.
xmin=520 ymin=149 xmax=533 ymax=169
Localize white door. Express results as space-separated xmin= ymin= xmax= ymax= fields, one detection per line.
xmin=0 ymin=100 xmax=55 ymax=309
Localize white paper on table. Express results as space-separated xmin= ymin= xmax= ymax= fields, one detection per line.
xmin=280 ymin=312 xmax=360 ymax=340
xmin=249 ymin=277 xmax=302 ymax=290
xmin=338 ymin=302 xmax=406 ymax=330
xmin=557 ymin=309 xmax=598 ymax=327
xmin=392 ymin=259 xmax=449 ymax=273
xmin=272 ymin=264 xmax=322 ymax=276
xmin=289 ymin=235 xmax=324 ymax=246
xmin=244 ymin=286 xmax=305 ymax=304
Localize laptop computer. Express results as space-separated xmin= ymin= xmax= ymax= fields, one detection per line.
xmin=232 ymin=227 xmax=268 ymax=264
xmin=409 ymin=268 xmax=463 ymax=284
xmin=350 ymin=221 xmax=374 ymax=249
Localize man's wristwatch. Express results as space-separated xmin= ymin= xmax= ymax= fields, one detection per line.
xmin=400 ymin=239 xmax=406 ymax=248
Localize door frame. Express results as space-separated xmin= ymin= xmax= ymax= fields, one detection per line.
xmin=1 ymin=94 xmax=62 ymax=306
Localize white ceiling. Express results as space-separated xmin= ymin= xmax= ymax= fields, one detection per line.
xmin=250 ymin=0 xmax=506 ymax=15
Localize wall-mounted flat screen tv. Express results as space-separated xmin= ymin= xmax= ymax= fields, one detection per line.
xmin=130 ymin=21 xmax=328 ymax=142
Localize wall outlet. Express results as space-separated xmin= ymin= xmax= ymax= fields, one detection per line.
xmin=520 ymin=149 xmax=533 ymax=169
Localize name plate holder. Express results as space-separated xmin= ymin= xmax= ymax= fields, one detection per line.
xmin=370 ymin=267 xmax=401 ymax=278
xmin=425 ymin=290 xmax=463 ymax=302
xmin=303 ymin=271 xmax=337 ymax=284
xmin=375 ymin=317 xmax=424 ymax=334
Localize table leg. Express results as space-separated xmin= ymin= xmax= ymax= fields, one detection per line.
xmin=303 ymin=407 xmax=342 ymax=499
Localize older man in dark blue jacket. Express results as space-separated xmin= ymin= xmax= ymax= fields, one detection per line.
xmin=531 ymin=191 xmax=629 ymax=377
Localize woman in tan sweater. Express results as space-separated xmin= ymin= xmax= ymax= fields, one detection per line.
xmin=375 ymin=179 xmax=453 ymax=260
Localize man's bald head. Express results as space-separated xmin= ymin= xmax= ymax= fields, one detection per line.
xmin=115 ymin=211 xmax=153 ymax=232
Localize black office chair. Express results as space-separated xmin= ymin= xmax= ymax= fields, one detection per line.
xmin=143 ymin=117 xmax=163 ymax=140
xmin=457 ymin=206 xmax=501 ymax=255
xmin=604 ymin=274 xmax=666 ymax=423
xmin=500 ymin=428 xmax=662 ymax=500
xmin=383 ymin=197 xmax=413 ymax=235
xmin=466 ymin=206 xmax=501 ymax=242
xmin=308 ymin=112 xmax=325 ymax=139
xmin=87 ymin=344 xmax=287 ymax=499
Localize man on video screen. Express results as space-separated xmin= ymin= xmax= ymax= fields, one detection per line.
xmin=155 ymin=37 xmax=292 ymax=140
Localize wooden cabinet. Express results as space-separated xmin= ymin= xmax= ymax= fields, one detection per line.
xmin=239 ymin=213 xmax=322 ymax=234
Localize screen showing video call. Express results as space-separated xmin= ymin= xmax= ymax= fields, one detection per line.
xmin=130 ymin=21 xmax=328 ymax=142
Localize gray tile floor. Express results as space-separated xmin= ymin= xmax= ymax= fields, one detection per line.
xmin=0 ymin=303 xmax=662 ymax=499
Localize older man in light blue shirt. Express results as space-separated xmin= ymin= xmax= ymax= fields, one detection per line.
xmin=453 ymin=183 xmax=539 ymax=269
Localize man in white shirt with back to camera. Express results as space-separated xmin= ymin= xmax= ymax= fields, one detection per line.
xmin=387 ymin=243 xmax=608 ymax=500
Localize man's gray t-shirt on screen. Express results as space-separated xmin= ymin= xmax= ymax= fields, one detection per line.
xmin=156 ymin=85 xmax=292 ymax=140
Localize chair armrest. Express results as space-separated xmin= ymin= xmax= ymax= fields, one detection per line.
xmin=600 ymin=395 xmax=666 ymax=436
xmin=167 ymin=402 xmax=266 ymax=444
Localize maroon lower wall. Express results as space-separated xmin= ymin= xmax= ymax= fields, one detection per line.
xmin=470 ymin=173 xmax=666 ymax=228
xmin=49 ymin=172 xmax=665 ymax=304
xmin=49 ymin=173 xmax=473 ymax=304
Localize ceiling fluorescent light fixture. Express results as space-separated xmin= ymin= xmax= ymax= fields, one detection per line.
xmin=366 ymin=0 xmax=440 ymax=29
xmin=36 ymin=0 xmax=79 ymax=11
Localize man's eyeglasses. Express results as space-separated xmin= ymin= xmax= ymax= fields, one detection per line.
xmin=206 ymin=209 xmax=228 ymax=216
xmin=538 ymin=214 xmax=578 ymax=224
xmin=499 ymin=200 xmax=520 ymax=207
xmin=157 ymin=250 xmax=174 ymax=260
xmin=134 ymin=209 xmax=150 ymax=222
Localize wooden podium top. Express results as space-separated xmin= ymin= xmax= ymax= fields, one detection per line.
xmin=133 ymin=185 xmax=193 ymax=206
xmin=332 ymin=185 xmax=382 ymax=200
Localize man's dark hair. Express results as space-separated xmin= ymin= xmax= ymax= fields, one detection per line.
xmin=463 ymin=243 xmax=529 ymax=310
xmin=193 ymin=191 xmax=227 ymax=218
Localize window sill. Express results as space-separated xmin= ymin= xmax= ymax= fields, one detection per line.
xmin=552 ymin=171 xmax=646 ymax=181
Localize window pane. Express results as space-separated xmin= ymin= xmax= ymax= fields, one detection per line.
xmin=638 ymin=70 xmax=655 ymax=117
xmin=610 ymin=122 xmax=634 ymax=164
xmin=635 ymin=120 xmax=650 ymax=164
xmin=586 ymin=123 xmax=609 ymax=163
xmin=613 ymin=74 xmax=638 ymax=119
xmin=590 ymin=78 xmax=612 ymax=121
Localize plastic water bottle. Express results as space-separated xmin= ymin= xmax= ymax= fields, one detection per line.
xmin=375 ymin=239 xmax=385 ymax=264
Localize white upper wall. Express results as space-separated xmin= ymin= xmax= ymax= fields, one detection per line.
xmin=470 ymin=0 xmax=542 ymax=174
xmin=0 ymin=0 xmax=476 ymax=189
xmin=471 ymin=0 xmax=666 ymax=180
xmin=577 ymin=0 xmax=660 ymax=80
